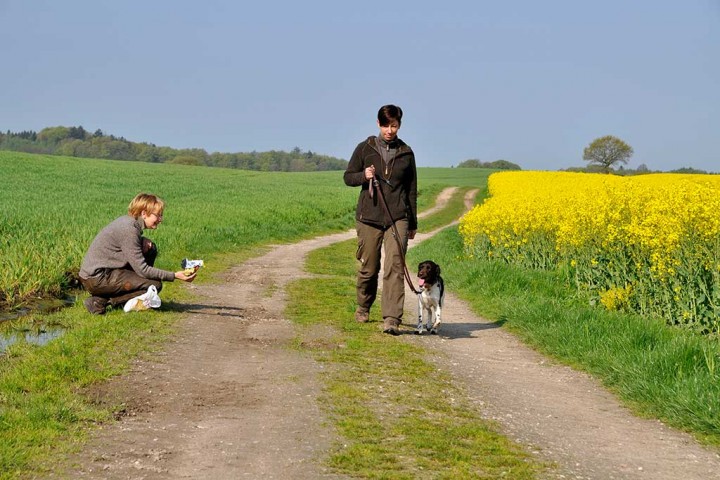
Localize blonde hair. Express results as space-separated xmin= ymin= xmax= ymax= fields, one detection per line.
xmin=128 ymin=193 xmax=165 ymax=218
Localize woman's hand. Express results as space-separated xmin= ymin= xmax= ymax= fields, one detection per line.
xmin=408 ymin=230 xmax=417 ymax=240
xmin=174 ymin=270 xmax=197 ymax=282
xmin=364 ymin=165 xmax=375 ymax=181
xmin=142 ymin=238 xmax=153 ymax=253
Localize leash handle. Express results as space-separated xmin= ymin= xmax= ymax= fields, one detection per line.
xmin=372 ymin=176 xmax=421 ymax=295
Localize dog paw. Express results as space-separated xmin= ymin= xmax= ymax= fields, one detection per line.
xmin=430 ymin=329 xmax=438 ymax=335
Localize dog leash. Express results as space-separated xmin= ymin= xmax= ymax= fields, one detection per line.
xmin=371 ymin=175 xmax=422 ymax=295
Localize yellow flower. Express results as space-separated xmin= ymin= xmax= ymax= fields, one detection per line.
xmin=458 ymin=171 xmax=720 ymax=328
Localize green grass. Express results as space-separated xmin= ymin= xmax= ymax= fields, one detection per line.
xmin=0 ymin=151 xmax=358 ymax=306
xmin=285 ymin=187 xmax=545 ymax=478
xmin=408 ymin=228 xmax=720 ymax=447
xmin=0 ymin=304 xmax=178 ymax=478
xmin=0 ymin=152 xmax=486 ymax=307
xmin=287 ymin=278 xmax=541 ymax=478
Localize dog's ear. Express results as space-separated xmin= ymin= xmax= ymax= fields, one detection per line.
xmin=436 ymin=265 xmax=441 ymax=275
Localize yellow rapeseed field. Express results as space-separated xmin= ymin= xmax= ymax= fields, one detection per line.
xmin=459 ymin=171 xmax=720 ymax=333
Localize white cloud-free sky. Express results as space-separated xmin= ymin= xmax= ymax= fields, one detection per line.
xmin=1 ymin=0 xmax=718 ymax=171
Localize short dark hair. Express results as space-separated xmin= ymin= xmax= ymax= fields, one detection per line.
xmin=378 ymin=104 xmax=403 ymax=127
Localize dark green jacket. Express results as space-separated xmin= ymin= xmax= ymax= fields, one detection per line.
xmin=344 ymin=136 xmax=417 ymax=230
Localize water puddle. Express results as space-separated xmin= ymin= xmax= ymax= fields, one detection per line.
xmin=0 ymin=326 xmax=67 ymax=354
xmin=0 ymin=294 xmax=77 ymax=354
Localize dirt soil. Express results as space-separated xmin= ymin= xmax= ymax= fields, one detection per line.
xmin=57 ymin=188 xmax=720 ymax=479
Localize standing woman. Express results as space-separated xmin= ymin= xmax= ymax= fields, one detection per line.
xmin=79 ymin=192 xmax=196 ymax=314
xmin=344 ymin=105 xmax=418 ymax=335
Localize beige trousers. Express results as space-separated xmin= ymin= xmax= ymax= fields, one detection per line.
xmin=355 ymin=220 xmax=409 ymax=325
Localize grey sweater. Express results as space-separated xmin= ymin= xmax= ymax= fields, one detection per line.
xmin=80 ymin=215 xmax=175 ymax=282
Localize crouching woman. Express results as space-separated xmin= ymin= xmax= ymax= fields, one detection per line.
xmin=79 ymin=192 xmax=196 ymax=314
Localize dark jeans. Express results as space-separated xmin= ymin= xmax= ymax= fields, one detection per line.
xmin=80 ymin=241 xmax=163 ymax=306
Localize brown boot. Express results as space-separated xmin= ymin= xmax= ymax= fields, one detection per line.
xmin=84 ymin=296 xmax=108 ymax=315
xmin=355 ymin=308 xmax=369 ymax=323
xmin=382 ymin=317 xmax=401 ymax=335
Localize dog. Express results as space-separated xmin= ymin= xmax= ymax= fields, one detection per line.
xmin=416 ymin=260 xmax=445 ymax=334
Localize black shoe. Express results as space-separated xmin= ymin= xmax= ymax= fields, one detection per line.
xmin=84 ymin=296 xmax=108 ymax=315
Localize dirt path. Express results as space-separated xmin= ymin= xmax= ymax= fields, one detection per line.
xmin=63 ymin=229 xmax=355 ymax=479
xmin=59 ymin=187 xmax=720 ymax=479
xmin=58 ymin=188 xmax=454 ymax=479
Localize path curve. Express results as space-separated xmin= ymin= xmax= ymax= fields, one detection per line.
xmin=60 ymin=187 xmax=720 ymax=479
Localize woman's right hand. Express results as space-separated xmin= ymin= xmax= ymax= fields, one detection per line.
xmin=364 ymin=165 xmax=375 ymax=181
xmin=175 ymin=270 xmax=197 ymax=282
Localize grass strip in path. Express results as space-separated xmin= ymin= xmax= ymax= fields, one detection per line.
xmin=286 ymin=188 xmax=545 ymax=479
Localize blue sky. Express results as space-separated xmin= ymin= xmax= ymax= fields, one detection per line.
xmin=1 ymin=0 xmax=718 ymax=171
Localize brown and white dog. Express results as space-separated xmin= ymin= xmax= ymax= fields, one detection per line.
xmin=416 ymin=260 xmax=445 ymax=334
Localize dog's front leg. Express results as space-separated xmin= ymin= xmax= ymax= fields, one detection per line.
xmin=430 ymin=305 xmax=442 ymax=334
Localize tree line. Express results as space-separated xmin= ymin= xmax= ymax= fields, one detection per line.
xmin=456 ymin=158 xmax=522 ymax=170
xmin=457 ymin=136 xmax=712 ymax=175
xmin=574 ymin=135 xmax=712 ymax=175
xmin=0 ymin=126 xmax=348 ymax=172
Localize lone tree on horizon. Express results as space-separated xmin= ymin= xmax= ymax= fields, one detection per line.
xmin=583 ymin=135 xmax=634 ymax=173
